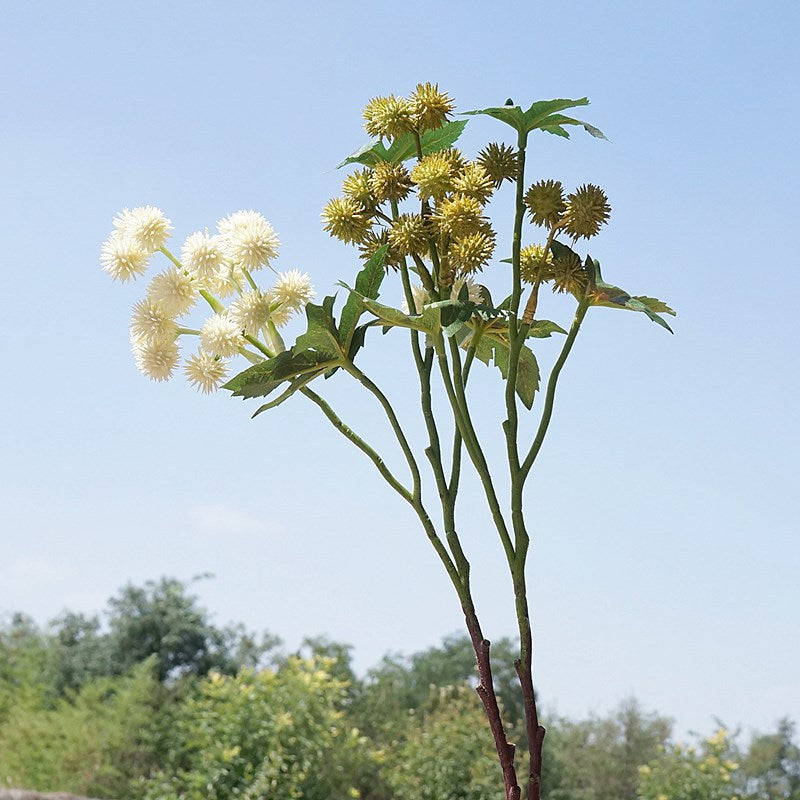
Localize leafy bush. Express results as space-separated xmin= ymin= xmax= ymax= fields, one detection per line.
xmin=142 ymin=657 xmax=373 ymax=800
xmin=0 ymin=659 xmax=162 ymax=798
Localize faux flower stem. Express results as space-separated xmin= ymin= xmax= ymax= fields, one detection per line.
xmin=510 ymin=129 xmax=530 ymax=320
xmin=243 ymin=334 xmax=274 ymax=360
xmin=300 ymin=387 xmax=411 ymax=503
xmin=199 ymin=289 xmax=225 ymax=315
xmin=521 ymin=301 xmax=589 ymax=479
xmin=437 ymin=332 xmax=515 ymax=565
xmin=158 ymin=245 xmax=183 ymax=270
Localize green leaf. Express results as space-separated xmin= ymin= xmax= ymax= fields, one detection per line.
xmin=224 ymin=350 xmax=332 ymax=398
xmin=295 ymin=295 xmax=342 ymax=360
xmin=339 ymin=282 xmax=441 ymax=334
xmin=461 ymin=104 xmax=526 ymax=133
xmin=551 ymin=238 xmax=582 ymax=264
xmin=515 ymin=345 xmax=540 ymax=409
xmin=337 ymin=120 xmax=468 ymax=168
xmin=585 ymin=257 xmax=675 ymax=333
xmin=521 ymin=98 xmax=590 ymax=131
xmin=623 ymin=298 xmax=674 ymax=332
xmin=469 ymin=330 xmax=540 ymax=409
xmin=631 ymin=296 xmax=676 ymax=316
xmin=252 ymin=372 xmax=321 ymax=417
xmin=362 ymin=296 xmax=441 ymax=334
xmin=386 ymin=119 xmax=469 ymax=162
xmin=535 ymin=113 xmax=608 ymax=140
xmin=462 ymin=97 xmax=606 ymax=140
xmin=337 ymin=140 xmax=393 ymax=169
xmin=338 ymin=245 xmax=387 ymax=351
xmin=527 ymin=320 xmax=567 ymax=338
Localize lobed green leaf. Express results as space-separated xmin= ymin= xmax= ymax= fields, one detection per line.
xmin=338 ymin=245 xmax=387 ymax=351
xmin=337 ymin=119 xmax=468 ymax=168
xmin=468 ymin=329 xmax=540 ymax=409
xmin=252 ymin=373 xmax=321 ymax=417
xmin=295 ymin=295 xmax=342 ymax=360
xmin=527 ymin=320 xmax=568 ymax=338
xmin=224 ymin=350 xmax=333 ymax=398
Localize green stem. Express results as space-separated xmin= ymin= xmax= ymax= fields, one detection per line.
xmin=436 ymin=332 xmax=515 ymax=565
xmin=394 ymin=201 xmax=469 ymax=580
xmin=300 ymin=387 xmax=411 ymax=503
xmin=242 ymin=267 xmax=259 ymax=291
xmin=176 ymin=327 xmax=200 ymax=336
xmin=199 ymin=289 xmax=225 ymax=315
xmin=299 ymin=386 xmax=463 ymax=596
xmin=243 ymin=334 xmax=274 ymax=359
xmin=510 ymin=129 xmax=529 ymax=319
xmin=521 ymin=301 xmax=589 ymax=480
xmin=341 ymin=362 xmax=423 ymax=501
xmin=159 ymin=246 xmax=183 ymax=270
xmin=447 ymin=327 xmax=481 ymax=500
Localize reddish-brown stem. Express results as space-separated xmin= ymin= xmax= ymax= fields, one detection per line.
xmin=463 ymin=611 xmax=521 ymax=800
xmin=515 ymin=644 xmax=546 ymax=800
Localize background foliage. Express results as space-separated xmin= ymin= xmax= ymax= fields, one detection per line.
xmin=1 ymin=578 xmax=797 ymax=800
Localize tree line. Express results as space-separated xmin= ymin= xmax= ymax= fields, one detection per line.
xmin=1 ymin=577 xmax=797 ymax=800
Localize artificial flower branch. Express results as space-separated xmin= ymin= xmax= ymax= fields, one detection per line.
xmin=102 ymin=83 xmax=674 ymax=800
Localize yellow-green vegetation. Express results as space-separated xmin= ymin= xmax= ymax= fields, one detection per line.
xmin=142 ymin=659 xmax=372 ymax=800
xmin=638 ymin=728 xmax=741 ymax=800
xmin=2 ymin=584 xmax=800 ymax=800
xmin=0 ymin=660 xmax=161 ymax=798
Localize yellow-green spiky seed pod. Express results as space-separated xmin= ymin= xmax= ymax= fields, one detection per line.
xmin=321 ymin=197 xmax=371 ymax=244
xmin=551 ymin=249 xmax=588 ymax=296
xmin=369 ymin=162 xmax=412 ymax=203
xmin=477 ymin=142 xmax=518 ymax=187
xmin=450 ymin=230 xmax=496 ymax=274
xmin=412 ymin=152 xmax=455 ymax=202
xmin=519 ymin=244 xmax=555 ymax=284
xmin=561 ymin=183 xmax=611 ymax=240
xmin=524 ymin=179 xmax=566 ymax=228
xmin=358 ymin=229 xmax=403 ymax=268
xmin=409 ymin=82 xmax=455 ymax=131
xmin=342 ymin=168 xmax=375 ymax=207
xmin=363 ymin=95 xmax=414 ymax=140
xmin=433 ymin=194 xmax=485 ymax=238
xmin=388 ymin=213 xmax=429 ymax=257
xmin=453 ymin=162 xmax=495 ymax=204
xmin=440 ymin=148 xmax=467 ymax=178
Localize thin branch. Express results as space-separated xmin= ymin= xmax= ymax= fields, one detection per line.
xmin=300 ymin=386 xmax=462 ymax=592
xmin=300 ymin=387 xmax=411 ymax=503
xmin=520 ymin=302 xmax=589 ymax=480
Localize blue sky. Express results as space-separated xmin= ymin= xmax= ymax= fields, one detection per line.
xmin=1 ymin=0 xmax=798 ymax=739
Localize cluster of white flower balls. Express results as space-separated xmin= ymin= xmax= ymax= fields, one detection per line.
xmin=101 ymin=206 xmax=314 ymax=393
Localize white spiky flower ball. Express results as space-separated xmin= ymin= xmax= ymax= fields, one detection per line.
xmin=450 ymin=276 xmax=485 ymax=304
xmin=114 ymin=206 xmax=172 ymax=253
xmin=267 ymin=291 xmax=293 ymax=329
xmin=218 ymin=210 xmax=280 ymax=270
xmin=200 ymin=313 xmax=243 ymax=358
xmin=401 ymin=283 xmax=430 ymax=314
xmin=184 ymin=350 xmax=228 ymax=394
xmin=100 ymin=233 xmax=150 ymax=282
xmin=181 ymin=230 xmax=227 ymax=283
xmin=272 ymin=270 xmax=314 ymax=312
xmin=132 ymin=337 xmax=180 ymax=381
xmin=229 ymin=290 xmax=273 ymax=335
xmin=203 ymin=262 xmax=241 ymax=299
xmin=147 ymin=267 xmax=198 ymax=317
xmin=130 ymin=298 xmax=178 ymax=345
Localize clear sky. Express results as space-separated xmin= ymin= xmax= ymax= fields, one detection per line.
xmin=1 ymin=1 xmax=798 ymax=739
